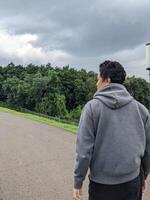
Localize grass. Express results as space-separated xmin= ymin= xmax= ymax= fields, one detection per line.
xmin=0 ymin=106 xmax=78 ymax=134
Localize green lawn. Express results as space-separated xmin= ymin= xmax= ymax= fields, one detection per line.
xmin=0 ymin=107 xmax=78 ymax=134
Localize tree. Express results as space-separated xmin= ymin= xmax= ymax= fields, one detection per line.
xmin=26 ymin=74 xmax=49 ymax=110
xmin=35 ymin=94 xmax=68 ymax=118
xmin=26 ymin=63 xmax=39 ymax=74
xmin=69 ymin=105 xmax=82 ymax=121
xmin=124 ymin=76 xmax=150 ymax=109
xmin=2 ymin=77 xmax=20 ymax=106
xmin=35 ymin=96 xmax=53 ymax=116
xmin=2 ymin=62 xmax=149 ymax=122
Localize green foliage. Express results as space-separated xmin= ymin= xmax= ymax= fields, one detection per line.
xmin=35 ymin=96 xmax=53 ymax=115
xmin=69 ymin=105 xmax=83 ymax=121
xmin=0 ymin=63 xmax=97 ymax=121
xmin=0 ymin=63 xmax=149 ymax=122
xmin=55 ymin=94 xmax=68 ymax=118
xmin=124 ymin=76 xmax=150 ymax=109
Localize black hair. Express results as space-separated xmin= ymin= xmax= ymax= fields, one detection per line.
xmin=99 ymin=60 xmax=126 ymax=84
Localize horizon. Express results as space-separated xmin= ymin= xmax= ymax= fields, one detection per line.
xmin=1 ymin=61 xmax=149 ymax=82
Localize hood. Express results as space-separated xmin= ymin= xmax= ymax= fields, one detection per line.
xmin=94 ymin=83 xmax=133 ymax=109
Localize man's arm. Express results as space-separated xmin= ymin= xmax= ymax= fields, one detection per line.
xmin=74 ymin=102 xmax=95 ymax=189
xmin=141 ymin=114 xmax=150 ymax=180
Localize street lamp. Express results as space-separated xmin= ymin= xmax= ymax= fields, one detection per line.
xmin=146 ymin=43 xmax=150 ymax=80
xmin=146 ymin=43 xmax=150 ymax=111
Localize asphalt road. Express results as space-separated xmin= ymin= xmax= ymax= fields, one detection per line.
xmin=0 ymin=111 xmax=149 ymax=200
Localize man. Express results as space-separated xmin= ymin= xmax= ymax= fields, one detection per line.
xmin=73 ymin=61 xmax=150 ymax=200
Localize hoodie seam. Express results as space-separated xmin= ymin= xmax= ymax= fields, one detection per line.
xmin=135 ymin=101 xmax=148 ymax=128
xmin=89 ymin=102 xmax=96 ymax=136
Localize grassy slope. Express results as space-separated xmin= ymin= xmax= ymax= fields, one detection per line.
xmin=0 ymin=107 xmax=78 ymax=134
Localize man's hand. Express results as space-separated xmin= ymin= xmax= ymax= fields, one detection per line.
xmin=73 ymin=187 xmax=83 ymax=200
xmin=142 ymin=180 xmax=148 ymax=193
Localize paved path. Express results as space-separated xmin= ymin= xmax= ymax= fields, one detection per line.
xmin=0 ymin=111 xmax=149 ymax=200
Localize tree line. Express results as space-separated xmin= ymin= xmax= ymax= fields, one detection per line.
xmin=0 ymin=62 xmax=149 ymax=122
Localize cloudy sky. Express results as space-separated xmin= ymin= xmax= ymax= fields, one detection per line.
xmin=0 ymin=0 xmax=149 ymax=80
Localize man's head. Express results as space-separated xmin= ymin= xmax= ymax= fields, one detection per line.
xmin=96 ymin=60 xmax=126 ymax=91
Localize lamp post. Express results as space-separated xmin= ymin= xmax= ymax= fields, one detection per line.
xmin=146 ymin=43 xmax=150 ymax=80
xmin=146 ymin=43 xmax=150 ymax=111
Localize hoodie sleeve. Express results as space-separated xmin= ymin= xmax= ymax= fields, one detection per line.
xmin=74 ymin=102 xmax=95 ymax=189
xmin=141 ymin=114 xmax=150 ymax=180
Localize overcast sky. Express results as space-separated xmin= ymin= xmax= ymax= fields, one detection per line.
xmin=0 ymin=0 xmax=149 ymax=80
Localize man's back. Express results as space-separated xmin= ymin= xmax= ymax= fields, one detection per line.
xmin=74 ymin=83 xmax=150 ymax=189
xmin=89 ymin=83 xmax=149 ymax=184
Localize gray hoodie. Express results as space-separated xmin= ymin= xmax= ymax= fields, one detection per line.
xmin=74 ymin=83 xmax=150 ymax=189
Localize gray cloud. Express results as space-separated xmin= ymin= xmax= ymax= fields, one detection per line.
xmin=1 ymin=0 xmax=149 ymax=53
xmin=0 ymin=0 xmax=149 ymax=79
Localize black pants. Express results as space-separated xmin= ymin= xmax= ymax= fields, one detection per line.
xmin=88 ymin=171 xmax=144 ymax=200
